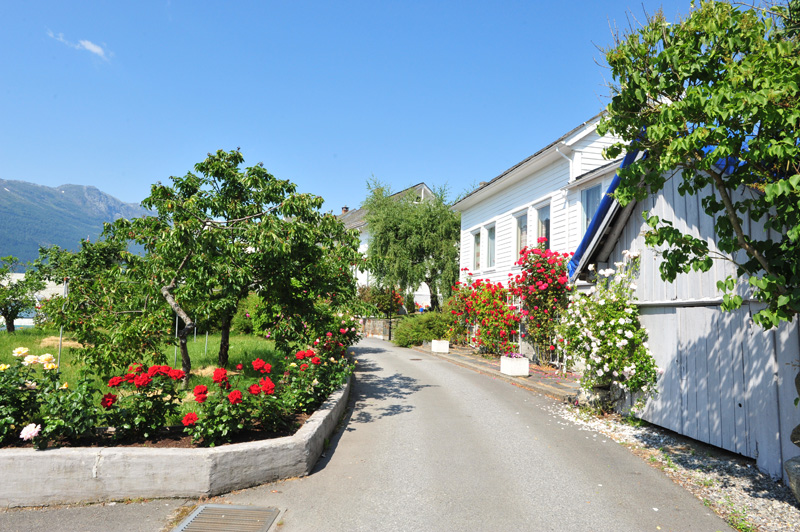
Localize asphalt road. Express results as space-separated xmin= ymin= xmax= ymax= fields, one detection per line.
xmin=0 ymin=337 xmax=732 ymax=531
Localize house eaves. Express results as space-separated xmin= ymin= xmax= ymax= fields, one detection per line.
xmin=568 ymin=148 xmax=643 ymax=281
xmin=451 ymin=112 xmax=605 ymax=212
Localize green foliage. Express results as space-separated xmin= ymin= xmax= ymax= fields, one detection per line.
xmin=600 ymin=0 xmax=800 ymax=328
xmin=37 ymin=377 xmax=102 ymax=448
xmin=392 ymin=312 xmax=452 ymax=347
xmin=0 ymin=350 xmax=41 ymax=444
xmin=37 ymin=241 xmax=174 ymax=377
xmin=231 ymin=293 xmax=260 ymax=334
xmin=363 ymin=180 xmax=460 ymax=310
xmin=280 ymin=349 xmax=354 ymax=415
xmin=556 ymin=253 xmax=659 ymax=410
xmin=0 ymin=256 xmax=45 ymax=333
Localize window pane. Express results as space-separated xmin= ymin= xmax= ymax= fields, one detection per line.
xmin=537 ymin=206 xmax=550 ymax=249
xmin=517 ymin=214 xmax=528 ymax=256
xmin=582 ymin=185 xmax=602 ymax=231
xmin=487 ymin=226 xmax=495 ymax=268
xmin=473 ymin=233 xmax=481 ymax=270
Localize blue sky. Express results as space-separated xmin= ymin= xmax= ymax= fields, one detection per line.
xmin=0 ymin=1 xmax=691 ymax=214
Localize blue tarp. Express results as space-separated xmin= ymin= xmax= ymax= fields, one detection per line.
xmin=567 ymin=147 xmax=641 ymax=278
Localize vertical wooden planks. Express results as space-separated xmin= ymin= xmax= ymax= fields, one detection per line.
xmin=679 ymin=307 xmax=697 ymax=440
xmin=776 ymin=320 xmax=800 ymax=477
xmin=640 ymin=307 xmax=680 ymax=431
xmin=706 ymin=307 xmax=723 ymax=448
xmin=694 ymin=307 xmax=712 ymax=445
xmin=718 ymin=309 xmax=739 ymax=453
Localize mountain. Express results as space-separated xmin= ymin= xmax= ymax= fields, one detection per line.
xmin=0 ymin=179 xmax=150 ymax=264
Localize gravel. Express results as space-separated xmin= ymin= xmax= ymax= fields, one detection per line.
xmin=549 ymin=402 xmax=800 ymax=531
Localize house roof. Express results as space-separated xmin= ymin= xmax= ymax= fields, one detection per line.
xmin=452 ymin=112 xmax=605 ymax=211
xmin=339 ymin=182 xmax=434 ymax=232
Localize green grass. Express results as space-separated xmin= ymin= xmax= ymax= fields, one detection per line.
xmin=0 ymin=327 xmax=284 ymax=424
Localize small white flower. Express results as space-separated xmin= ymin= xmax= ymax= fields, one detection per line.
xmin=22 ymin=355 xmax=39 ymax=366
xmin=20 ymin=423 xmax=40 ymax=441
xmin=630 ymin=283 xmax=638 ymax=290
xmin=625 ymin=330 xmax=634 ymax=339
xmin=614 ymin=262 xmax=624 ymax=268
xmin=24 ymin=380 xmax=37 ymax=390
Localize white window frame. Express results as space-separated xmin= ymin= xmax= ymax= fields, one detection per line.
xmin=513 ymin=210 xmax=528 ymax=262
xmin=581 ymin=184 xmax=602 ymax=234
xmin=472 ymin=230 xmax=481 ymax=271
xmin=485 ymin=224 xmax=496 ymax=269
xmin=534 ymin=202 xmax=551 ymax=250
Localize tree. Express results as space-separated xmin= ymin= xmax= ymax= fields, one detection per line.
xmin=111 ymin=149 xmax=360 ymax=373
xmin=599 ymin=0 xmax=800 ymax=328
xmin=37 ymin=241 xmax=174 ymax=376
xmin=0 ymin=256 xmax=44 ymax=333
xmin=362 ymin=180 xmax=460 ymax=311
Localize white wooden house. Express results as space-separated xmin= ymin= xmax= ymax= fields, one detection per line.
xmin=451 ymin=114 xmax=623 ymax=287
xmin=340 ymin=183 xmax=435 ymax=308
xmin=569 ymin=157 xmax=800 ymax=482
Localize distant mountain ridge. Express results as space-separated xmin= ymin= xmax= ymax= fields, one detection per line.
xmin=0 ymin=179 xmax=150 ymax=264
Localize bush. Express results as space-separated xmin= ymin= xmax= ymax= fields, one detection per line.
xmin=392 ymin=312 xmax=451 ymax=347
xmin=231 ymin=293 xmax=261 ymax=334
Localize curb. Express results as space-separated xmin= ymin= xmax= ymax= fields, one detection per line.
xmin=0 ymin=377 xmax=352 ymax=508
xmin=416 ymin=347 xmax=579 ymax=403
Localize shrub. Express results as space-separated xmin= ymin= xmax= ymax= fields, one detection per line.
xmin=392 ymin=312 xmax=451 ymax=347
xmin=509 ymin=239 xmax=572 ymax=364
xmin=556 ymin=251 xmax=659 ymax=410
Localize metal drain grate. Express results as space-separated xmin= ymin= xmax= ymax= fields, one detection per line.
xmin=172 ymin=504 xmax=280 ymax=532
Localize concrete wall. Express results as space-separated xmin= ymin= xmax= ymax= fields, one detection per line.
xmin=0 ymin=378 xmax=351 ymax=508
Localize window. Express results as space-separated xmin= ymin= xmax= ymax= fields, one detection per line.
xmin=516 ymin=213 xmax=528 ymax=257
xmin=486 ymin=225 xmax=496 ymax=268
xmin=536 ymin=205 xmax=550 ymax=249
xmin=473 ymin=232 xmax=481 ymax=270
xmin=582 ymin=184 xmax=602 ymax=233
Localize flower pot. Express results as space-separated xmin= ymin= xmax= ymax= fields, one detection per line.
xmin=500 ymin=355 xmax=529 ymax=377
xmin=431 ymin=339 xmax=450 ymax=354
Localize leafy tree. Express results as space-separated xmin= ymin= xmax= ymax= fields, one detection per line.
xmin=362 ymin=180 xmax=460 ymax=311
xmin=37 ymin=241 xmax=174 ymax=376
xmin=0 ymin=256 xmax=45 ymax=333
xmin=599 ymin=0 xmax=800 ymax=328
xmin=111 ymin=149 xmax=360 ymax=372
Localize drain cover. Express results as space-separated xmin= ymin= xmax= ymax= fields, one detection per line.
xmin=172 ymin=504 xmax=280 ymax=532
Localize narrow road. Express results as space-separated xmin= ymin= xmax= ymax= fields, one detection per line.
xmin=211 ymin=337 xmax=731 ymax=531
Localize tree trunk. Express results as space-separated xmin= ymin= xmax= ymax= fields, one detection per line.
xmin=178 ymin=329 xmax=191 ymax=383
xmin=425 ymin=280 xmax=440 ymax=311
xmin=218 ymin=315 xmax=231 ymax=367
xmin=1 ymin=312 xmax=14 ymax=333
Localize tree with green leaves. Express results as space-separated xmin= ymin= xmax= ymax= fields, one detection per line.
xmin=111 ymin=149 xmax=360 ymax=373
xmin=0 ymin=256 xmax=45 ymax=333
xmin=37 ymin=241 xmax=174 ymax=376
xmin=599 ymin=0 xmax=800 ymax=328
xmin=362 ymin=180 xmax=460 ymax=311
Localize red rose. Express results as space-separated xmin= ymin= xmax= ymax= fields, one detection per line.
xmin=259 ymin=377 xmax=275 ymax=395
xmin=100 ymin=393 xmax=117 ymax=409
xmin=195 ymin=393 xmax=207 ymax=404
xmin=300 ymin=363 xmax=309 ymax=372
xmin=108 ymin=376 xmax=124 ymax=387
xmin=194 ymin=385 xmax=208 ymax=396
xmin=133 ymin=374 xmax=152 ymax=388
xmin=311 ymin=357 xmax=321 ymax=365
xmin=212 ymin=368 xmax=228 ymax=384
xmin=122 ymin=373 xmax=137 ymax=383
xmin=236 ymin=363 xmax=243 ymax=370
xmin=248 ymin=384 xmax=261 ymax=396
xmin=326 ymin=332 xmax=333 ymax=337
xmin=339 ymin=328 xmax=347 ymax=334
xmin=295 ymin=351 xmax=305 ymax=360
xmin=228 ymin=389 xmax=243 ymax=404
xmin=305 ymin=349 xmax=315 ymax=358
xmin=169 ymin=369 xmax=185 ymax=380
xmin=182 ymin=412 xmax=198 ymax=426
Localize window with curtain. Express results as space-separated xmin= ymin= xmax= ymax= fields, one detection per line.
xmin=582 ymin=184 xmax=602 ymax=233
xmin=536 ymin=205 xmax=550 ymax=249
xmin=473 ymin=232 xmax=481 ymax=270
xmin=516 ymin=213 xmax=528 ymax=257
xmin=487 ymin=225 xmax=495 ymax=268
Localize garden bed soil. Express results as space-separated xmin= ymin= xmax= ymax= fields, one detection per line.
xmin=4 ymin=413 xmax=310 ymax=450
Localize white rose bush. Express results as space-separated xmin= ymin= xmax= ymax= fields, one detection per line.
xmin=555 ymin=250 xmax=659 ymax=410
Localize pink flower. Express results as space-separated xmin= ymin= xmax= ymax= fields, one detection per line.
xmin=20 ymin=423 xmax=41 ymax=441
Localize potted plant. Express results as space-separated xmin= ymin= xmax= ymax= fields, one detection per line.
xmin=500 ymin=352 xmax=529 ymax=377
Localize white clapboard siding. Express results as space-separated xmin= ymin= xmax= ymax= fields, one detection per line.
xmin=604 ymin=174 xmax=800 ymax=481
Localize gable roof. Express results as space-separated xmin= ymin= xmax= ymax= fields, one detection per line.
xmin=339 ymin=182 xmax=434 ymax=232
xmin=452 ymin=112 xmax=605 ymax=211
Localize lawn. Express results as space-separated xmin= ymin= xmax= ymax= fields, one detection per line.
xmin=0 ymin=327 xmax=285 ymax=423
